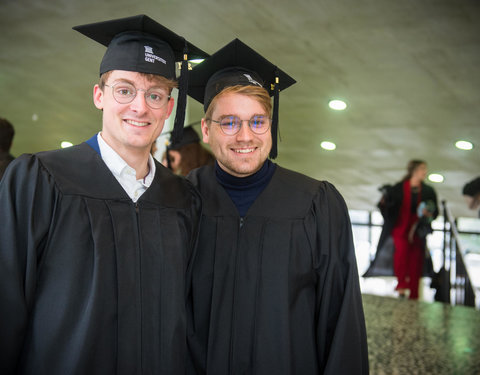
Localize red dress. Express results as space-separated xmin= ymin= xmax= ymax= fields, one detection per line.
xmin=391 ymin=179 xmax=423 ymax=299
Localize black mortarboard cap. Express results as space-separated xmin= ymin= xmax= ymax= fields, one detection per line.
xmin=188 ymin=38 xmax=295 ymax=159
xmin=73 ymin=14 xmax=209 ymax=144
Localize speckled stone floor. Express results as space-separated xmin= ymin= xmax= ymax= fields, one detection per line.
xmin=363 ymin=294 xmax=480 ymax=375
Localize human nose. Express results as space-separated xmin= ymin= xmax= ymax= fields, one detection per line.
xmin=129 ymin=90 xmax=149 ymax=112
xmin=235 ymin=119 xmax=254 ymax=141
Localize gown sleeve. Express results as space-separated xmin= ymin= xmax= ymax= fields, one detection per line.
xmin=0 ymin=155 xmax=57 ymax=373
xmin=305 ymin=182 xmax=369 ymax=374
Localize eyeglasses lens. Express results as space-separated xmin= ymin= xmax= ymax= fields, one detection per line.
xmin=111 ymin=83 xmax=169 ymax=109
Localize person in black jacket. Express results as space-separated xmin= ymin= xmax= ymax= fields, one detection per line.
xmin=365 ymin=160 xmax=438 ymax=300
xmin=0 ymin=117 xmax=15 ymax=180
xmin=463 ymin=176 xmax=480 ymax=217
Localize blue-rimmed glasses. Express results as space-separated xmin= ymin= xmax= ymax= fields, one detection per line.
xmin=104 ymin=82 xmax=171 ymax=109
xmin=207 ymin=115 xmax=271 ymax=135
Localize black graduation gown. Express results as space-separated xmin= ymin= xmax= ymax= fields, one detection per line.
xmin=363 ymin=181 xmax=438 ymax=277
xmin=0 ymin=150 xmax=15 ymax=180
xmin=0 ymin=142 xmax=201 ymax=375
xmin=187 ymin=165 xmax=368 ymax=375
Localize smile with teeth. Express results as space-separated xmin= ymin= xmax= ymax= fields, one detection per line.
xmin=125 ymin=119 xmax=149 ymax=127
xmin=233 ymin=147 xmax=255 ymax=154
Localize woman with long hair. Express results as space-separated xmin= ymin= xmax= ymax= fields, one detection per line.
xmin=364 ymin=160 xmax=438 ymax=299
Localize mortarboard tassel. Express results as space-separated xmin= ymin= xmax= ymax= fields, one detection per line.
xmin=269 ymin=68 xmax=280 ymax=159
xmin=165 ymin=139 xmax=173 ymax=170
xmin=171 ymin=41 xmax=189 ymax=145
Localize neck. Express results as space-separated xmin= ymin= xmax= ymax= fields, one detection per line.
xmin=100 ymin=133 xmax=151 ymax=179
xmin=127 ymin=152 xmax=150 ymax=180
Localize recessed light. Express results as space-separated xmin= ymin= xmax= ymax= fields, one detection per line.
xmin=328 ymin=99 xmax=347 ymax=111
xmin=61 ymin=141 xmax=73 ymax=148
xmin=189 ymin=59 xmax=205 ymax=64
xmin=428 ymin=173 xmax=444 ymax=183
xmin=455 ymin=140 xmax=473 ymax=150
xmin=321 ymin=141 xmax=336 ymax=150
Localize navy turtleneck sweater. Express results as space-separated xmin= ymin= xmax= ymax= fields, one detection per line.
xmin=215 ymin=160 xmax=277 ymax=217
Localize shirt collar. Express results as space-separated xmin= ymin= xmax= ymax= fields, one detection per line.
xmin=97 ymin=132 xmax=156 ymax=187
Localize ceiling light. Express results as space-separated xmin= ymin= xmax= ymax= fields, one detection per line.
xmin=455 ymin=140 xmax=473 ymax=150
xmin=189 ymin=58 xmax=205 ymax=64
xmin=321 ymin=141 xmax=336 ymax=150
xmin=61 ymin=141 xmax=73 ymax=148
xmin=328 ymin=99 xmax=347 ymax=111
xmin=428 ymin=173 xmax=444 ymax=183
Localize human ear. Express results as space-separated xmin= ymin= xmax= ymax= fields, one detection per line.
xmin=93 ymin=85 xmax=104 ymax=110
xmin=165 ymin=96 xmax=175 ymax=118
xmin=201 ymin=118 xmax=210 ymax=144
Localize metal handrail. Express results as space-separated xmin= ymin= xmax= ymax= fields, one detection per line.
xmin=442 ymin=200 xmax=476 ymax=307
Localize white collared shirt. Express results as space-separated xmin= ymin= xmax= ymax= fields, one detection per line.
xmin=97 ymin=133 xmax=156 ymax=202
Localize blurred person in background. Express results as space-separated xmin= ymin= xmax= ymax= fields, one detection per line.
xmin=462 ymin=176 xmax=480 ymax=217
xmin=164 ymin=125 xmax=214 ymax=176
xmin=365 ymin=160 xmax=438 ymax=300
xmin=0 ymin=117 xmax=15 ymax=180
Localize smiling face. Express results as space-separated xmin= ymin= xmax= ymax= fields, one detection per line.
xmin=93 ymin=70 xmax=174 ymax=157
xmin=202 ymin=91 xmax=272 ymax=177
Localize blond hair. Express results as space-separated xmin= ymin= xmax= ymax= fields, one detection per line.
xmin=205 ymin=85 xmax=272 ymax=121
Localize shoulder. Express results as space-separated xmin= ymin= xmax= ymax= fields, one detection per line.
xmin=155 ymin=161 xmax=200 ymax=194
xmin=186 ymin=164 xmax=216 ymax=193
xmin=3 ymin=150 xmax=62 ymax=180
xmin=35 ymin=143 xmax=99 ymax=175
xmin=6 ymin=143 xmax=128 ymax=199
xmin=421 ymin=182 xmax=435 ymax=192
xmin=149 ymin=161 xmax=202 ymax=208
xmin=275 ymin=166 xmax=322 ymax=190
xmin=0 ymin=152 xmax=58 ymax=202
xmin=274 ymin=165 xmax=340 ymax=199
xmin=421 ymin=182 xmax=436 ymax=196
xmin=385 ymin=181 xmax=404 ymax=199
xmin=37 ymin=143 xmax=120 ymax=196
xmin=4 ymin=143 xmax=95 ymax=175
xmin=392 ymin=180 xmax=404 ymax=191
xmin=268 ymin=165 xmax=350 ymax=218
xmin=421 ymin=182 xmax=437 ymax=199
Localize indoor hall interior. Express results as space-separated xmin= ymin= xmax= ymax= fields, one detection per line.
xmin=353 ymin=208 xmax=480 ymax=374
xmin=1 ymin=1 xmax=479 ymax=374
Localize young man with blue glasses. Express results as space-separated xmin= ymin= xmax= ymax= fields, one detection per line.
xmin=186 ymin=39 xmax=369 ymax=374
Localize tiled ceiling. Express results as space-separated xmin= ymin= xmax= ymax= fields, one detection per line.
xmin=1 ymin=0 xmax=479 ymax=218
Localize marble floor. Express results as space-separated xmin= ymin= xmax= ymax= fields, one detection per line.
xmin=363 ymin=293 xmax=480 ymax=375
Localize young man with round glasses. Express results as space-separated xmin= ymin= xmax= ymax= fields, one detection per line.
xmin=186 ymin=39 xmax=369 ymax=374
xmin=0 ymin=15 xmax=208 ymax=374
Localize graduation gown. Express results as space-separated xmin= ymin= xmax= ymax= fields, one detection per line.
xmin=0 ymin=142 xmax=201 ymax=375
xmin=187 ymin=165 xmax=368 ymax=375
xmin=0 ymin=150 xmax=14 ymax=180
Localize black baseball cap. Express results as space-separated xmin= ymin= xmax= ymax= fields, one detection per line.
xmin=73 ymin=14 xmax=209 ymax=144
xmin=188 ymin=38 xmax=295 ymax=158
